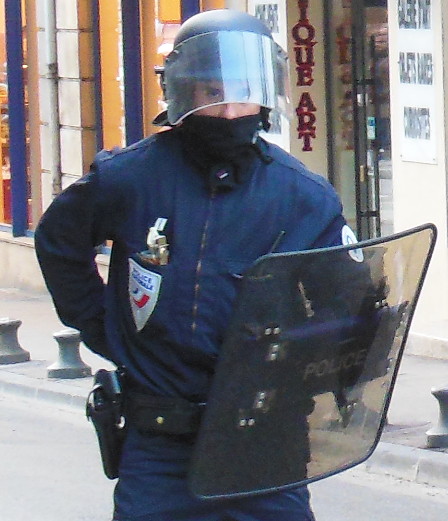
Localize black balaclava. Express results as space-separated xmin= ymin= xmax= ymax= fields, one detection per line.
xmin=179 ymin=113 xmax=270 ymax=191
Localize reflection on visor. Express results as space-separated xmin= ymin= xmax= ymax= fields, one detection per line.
xmin=193 ymin=80 xmax=252 ymax=106
xmin=164 ymin=31 xmax=291 ymax=124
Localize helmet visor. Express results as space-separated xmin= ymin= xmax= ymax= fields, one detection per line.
xmin=164 ymin=31 xmax=291 ymax=125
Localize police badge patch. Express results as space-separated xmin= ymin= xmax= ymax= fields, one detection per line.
xmin=128 ymin=258 xmax=162 ymax=331
xmin=342 ymin=225 xmax=364 ymax=263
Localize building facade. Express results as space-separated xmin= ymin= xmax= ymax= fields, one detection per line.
xmin=1 ymin=0 xmax=447 ymax=354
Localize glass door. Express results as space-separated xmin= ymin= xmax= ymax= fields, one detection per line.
xmin=326 ymin=0 xmax=391 ymax=240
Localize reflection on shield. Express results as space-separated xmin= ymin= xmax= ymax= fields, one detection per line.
xmin=188 ymin=224 xmax=437 ymax=499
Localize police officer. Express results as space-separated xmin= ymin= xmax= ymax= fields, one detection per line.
xmin=35 ymin=9 xmax=353 ymax=521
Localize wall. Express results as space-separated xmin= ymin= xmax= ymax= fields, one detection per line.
xmin=0 ymin=231 xmax=109 ymax=293
xmin=388 ymin=0 xmax=448 ymax=331
xmin=287 ymin=0 xmax=328 ymax=178
xmin=37 ymin=0 xmax=96 ymax=211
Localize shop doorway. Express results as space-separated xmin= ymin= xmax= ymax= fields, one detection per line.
xmin=326 ymin=0 xmax=392 ymax=240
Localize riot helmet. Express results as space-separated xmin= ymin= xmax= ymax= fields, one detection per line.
xmin=159 ymin=9 xmax=291 ymax=126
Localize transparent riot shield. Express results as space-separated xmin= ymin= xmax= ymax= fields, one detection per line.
xmin=188 ymin=223 xmax=437 ymax=499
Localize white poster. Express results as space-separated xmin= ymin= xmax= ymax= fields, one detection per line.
xmin=397 ymin=0 xmax=437 ymax=164
xmin=248 ymin=0 xmax=290 ymax=151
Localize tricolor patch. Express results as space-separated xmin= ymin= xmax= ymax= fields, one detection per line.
xmin=128 ymin=258 xmax=162 ymax=331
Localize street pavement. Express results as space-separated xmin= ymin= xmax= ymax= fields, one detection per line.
xmin=1 ymin=287 xmax=448 ymax=490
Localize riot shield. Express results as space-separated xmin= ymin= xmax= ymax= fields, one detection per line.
xmin=189 ymin=223 xmax=437 ymax=499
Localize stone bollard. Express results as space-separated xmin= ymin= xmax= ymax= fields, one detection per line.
xmin=47 ymin=328 xmax=92 ymax=379
xmin=426 ymin=386 xmax=448 ymax=448
xmin=0 ymin=317 xmax=31 ymax=364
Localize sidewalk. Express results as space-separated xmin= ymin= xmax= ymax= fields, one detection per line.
xmin=1 ymin=287 xmax=448 ymax=489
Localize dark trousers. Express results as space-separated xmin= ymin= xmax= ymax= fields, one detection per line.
xmin=113 ymin=427 xmax=316 ymax=521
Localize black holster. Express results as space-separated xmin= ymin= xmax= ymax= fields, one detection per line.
xmin=86 ymin=368 xmax=126 ymax=479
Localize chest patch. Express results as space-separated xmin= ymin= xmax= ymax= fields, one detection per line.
xmin=128 ymin=258 xmax=162 ymax=331
xmin=341 ymin=225 xmax=364 ymax=263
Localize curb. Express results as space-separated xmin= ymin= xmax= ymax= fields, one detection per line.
xmin=407 ymin=331 xmax=448 ymax=361
xmin=0 ymin=367 xmax=89 ymax=410
xmin=363 ymin=441 xmax=448 ymax=490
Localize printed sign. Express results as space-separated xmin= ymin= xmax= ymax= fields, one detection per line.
xmin=397 ymin=0 xmax=436 ymax=164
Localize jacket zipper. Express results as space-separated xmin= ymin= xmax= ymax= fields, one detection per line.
xmin=191 ymin=190 xmax=217 ymax=333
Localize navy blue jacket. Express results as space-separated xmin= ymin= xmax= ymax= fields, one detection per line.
xmin=35 ymin=128 xmax=347 ymax=402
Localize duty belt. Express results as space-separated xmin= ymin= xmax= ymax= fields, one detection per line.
xmin=126 ymin=391 xmax=206 ymax=436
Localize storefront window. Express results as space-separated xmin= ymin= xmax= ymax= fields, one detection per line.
xmin=326 ymin=0 xmax=391 ymax=239
xmin=0 ymin=5 xmax=11 ymax=224
xmin=97 ymin=0 xmax=125 ymax=150
xmin=0 ymin=1 xmax=33 ymax=231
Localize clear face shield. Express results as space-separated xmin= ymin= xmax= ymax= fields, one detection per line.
xmin=164 ymin=31 xmax=291 ymax=125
